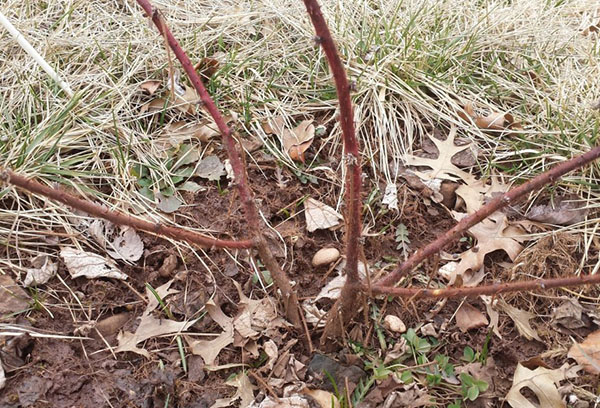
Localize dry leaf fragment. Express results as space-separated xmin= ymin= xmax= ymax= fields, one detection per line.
xmin=480 ymin=295 xmax=501 ymax=338
xmin=382 ymin=183 xmax=398 ymax=210
xmin=139 ymin=80 xmax=161 ymax=95
xmin=162 ymin=120 xmax=220 ymax=143
xmin=302 ymin=388 xmax=340 ymax=408
xmin=139 ymin=98 xmax=168 ymax=114
xmin=460 ymin=102 xmax=522 ymax=131
xmin=116 ymin=280 xmax=196 ymax=358
xmin=155 ymin=192 xmax=182 ymax=213
xmin=210 ymin=372 xmax=256 ymax=408
xmin=196 ymin=155 xmax=225 ymax=181
xmin=568 ymin=330 xmax=600 ymax=374
xmin=24 ymin=255 xmax=57 ymax=287
xmin=304 ymin=198 xmax=343 ymax=232
xmin=499 ymin=300 xmax=541 ymax=341
xmin=505 ymin=363 xmax=569 ymax=408
xmin=89 ymin=220 xmax=144 ymax=262
xmin=60 ymin=248 xmax=128 ymax=280
xmin=0 ymin=274 xmax=30 ymax=314
xmin=526 ymin=197 xmax=588 ymax=226
xmin=456 ymin=303 xmax=488 ymax=332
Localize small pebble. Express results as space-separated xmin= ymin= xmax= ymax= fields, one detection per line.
xmin=383 ymin=315 xmax=406 ymax=333
xmin=311 ymin=247 xmax=340 ymax=267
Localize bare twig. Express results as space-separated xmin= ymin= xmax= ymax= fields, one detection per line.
xmin=134 ymin=0 xmax=300 ymax=327
xmin=375 ymin=145 xmax=600 ymax=289
xmin=1 ymin=170 xmax=252 ymax=249
xmin=368 ymin=273 xmax=600 ymax=299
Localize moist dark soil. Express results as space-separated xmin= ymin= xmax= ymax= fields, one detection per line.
xmin=1 ymin=147 xmax=598 ymax=408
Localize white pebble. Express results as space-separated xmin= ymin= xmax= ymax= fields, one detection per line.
xmin=383 ymin=315 xmax=406 ymax=333
xmin=311 ymin=248 xmax=340 ymax=267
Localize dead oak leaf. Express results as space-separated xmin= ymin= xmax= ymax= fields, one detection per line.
xmin=187 ymin=299 xmax=234 ymax=366
xmin=505 ymin=363 xmax=571 ymax=408
xmin=455 ymin=176 xmax=510 ymax=214
xmin=404 ymin=125 xmax=477 ymax=184
xmin=568 ymin=330 xmax=600 ymax=374
xmin=116 ymin=280 xmax=196 ymax=358
xmin=449 ymin=212 xmax=525 ymax=286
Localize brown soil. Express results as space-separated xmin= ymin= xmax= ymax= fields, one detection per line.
xmin=1 ymin=149 xmax=598 ymax=408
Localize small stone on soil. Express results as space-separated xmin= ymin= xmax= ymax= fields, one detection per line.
xmin=383 ymin=315 xmax=406 ymax=333
xmin=311 ymin=247 xmax=340 ymax=267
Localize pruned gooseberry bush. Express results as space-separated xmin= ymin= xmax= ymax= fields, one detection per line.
xmin=4 ymin=0 xmax=600 ymax=346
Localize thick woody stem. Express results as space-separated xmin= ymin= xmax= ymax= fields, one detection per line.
xmin=368 ymin=273 xmax=600 ymax=299
xmin=134 ymin=0 xmax=300 ymax=327
xmin=301 ymin=0 xmax=363 ymax=346
xmin=302 ymin=0 xmax=361 ymax=284
xmin=135 ymin=0 xmax=256 ymax=229
xmin=375 ymin=145 xmax=600 ymax=289
xmin=2 ymin=170 xmax=253 ymax=249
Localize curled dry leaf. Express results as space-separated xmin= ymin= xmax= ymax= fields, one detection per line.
xmin=552 ymin=298 xmax=589 ymax=330
xmin=138 ymin=80 xmax=161 ymax=95
xmin=459 ymin=102 xmax=522 ymax=131
xmin=456 ymin=302 xmax=488 ymax=332
xmin=505 ymin=363 xmax=572 ymax=408
xmin=304 ymin=198 xmax=343 ymax=232
xmin=264 ymin=117 xmax=315 ymax=162
xmin=60 ymin=248 xmax=128 ymax=280
xmin=24 ymin=255 xmax=57 ymax=287
xmin=568 ymin=330 xmax=600 ymax=374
